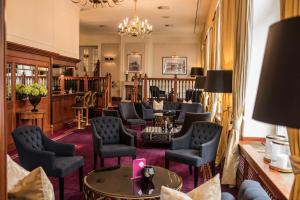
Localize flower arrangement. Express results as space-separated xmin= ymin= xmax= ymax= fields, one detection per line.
xmin=16 ymin=83 xmax=48 ymax=98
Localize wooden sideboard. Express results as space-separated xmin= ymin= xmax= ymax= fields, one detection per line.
xmin=238 ymin=141 xmax=293 ymax=200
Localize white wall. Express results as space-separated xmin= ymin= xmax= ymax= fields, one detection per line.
xmin=6 ymin=0 xmax=80 ymax=58
xmin=243 ymin=0 xmax=280 ymax=138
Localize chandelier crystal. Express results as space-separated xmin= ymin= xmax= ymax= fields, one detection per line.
xmin=118 ymin=0 xmax=153 ymax=37
xmin=71 ymin=0 xmax=123 ymax=8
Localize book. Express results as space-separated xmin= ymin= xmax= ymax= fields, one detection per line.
xmin=132 ymin=158 xmax=146 ymax=179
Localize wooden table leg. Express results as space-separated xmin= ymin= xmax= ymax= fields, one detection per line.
xmin=85 ymin=108 xmax=90 ymax=126
xmin=77 ymin=109 xmax=82 ymax=129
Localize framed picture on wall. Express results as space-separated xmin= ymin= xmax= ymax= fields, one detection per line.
xmin=127 ymin=53 xmax=142 ymax=72
xmin=162 ymin=57 xmax=187 ymax=75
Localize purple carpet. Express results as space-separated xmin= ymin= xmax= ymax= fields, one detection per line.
xmin=11 ymin=126 xmax=237 ymax=199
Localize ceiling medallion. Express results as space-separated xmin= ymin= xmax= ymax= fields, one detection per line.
xmin=71 ymin=0 xmax=123 ymax=8
xmin=118 ymin=0 xmax=153 ymax=37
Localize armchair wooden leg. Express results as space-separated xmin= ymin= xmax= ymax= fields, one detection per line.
xmin=59 ymin=177 xmax=64 ymax=200
xmin=165 ymin=159 xmax=169 ymax=169
xmin=194 ymin=166 xmax=199 ymax=188
xmin=189 ymin=165 xmax=193 ymax=175
xmin=100 ymin=158 xmax=104 ymax=168
xmin=79 ymin=166 xmax=83 ymax=191
xmin=118 ymin=157 xmax=121 ymax=165
xmin=210 ymin=162 xmax=215 ymax=176
xmin=93 ymin=152 xmax=97 ymax=170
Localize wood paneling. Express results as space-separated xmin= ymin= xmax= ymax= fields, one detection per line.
xmin=52 ymin=94 xmax=76 ymax=130
xmin=0 ymin=0 xmax=6 ymax=199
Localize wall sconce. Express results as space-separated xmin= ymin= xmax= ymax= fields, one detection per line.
xmin=104 ymin=56 xmax=114 ymax=62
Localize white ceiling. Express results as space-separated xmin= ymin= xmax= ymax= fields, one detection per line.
xmin=79 ymin=0 xmax=212 ymax=36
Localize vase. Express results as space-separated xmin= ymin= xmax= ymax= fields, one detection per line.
xmin=29 ymin=95 xmax=42 ymax=112
xmin=142 ymin=166 xmax=155 ymax=181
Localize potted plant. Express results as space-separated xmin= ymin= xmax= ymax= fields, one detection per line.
xmin=28 ymin=83 xmax=48 ymax=112
xmin=16 ymin=84 xmax=30 ymax=100
xmin=16 ymin=83 xmax=48 ymax=112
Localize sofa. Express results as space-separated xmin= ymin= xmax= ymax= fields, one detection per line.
xmin=221 ymin=180 xmax=271 ymax=200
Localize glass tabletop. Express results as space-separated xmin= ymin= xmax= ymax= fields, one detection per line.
xmin=84 ymin=166 xmax=182 ymax=199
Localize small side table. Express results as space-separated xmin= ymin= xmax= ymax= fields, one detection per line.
xmin=18 ymin=111 xmax=45 ymax=131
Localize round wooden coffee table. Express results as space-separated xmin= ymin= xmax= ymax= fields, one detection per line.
xmin=83 ymin=166 xmax=182 ymax=200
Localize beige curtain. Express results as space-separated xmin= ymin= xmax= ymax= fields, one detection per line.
xmin=281 ymin=1 xmax=300 ymax=199
xmin=221 ymin=0 xmax=252 ymax=185
xmin=281 ymin=0 xmax=300 ymax=18
xmin=214 ymin=0 xmax=236 ymax=166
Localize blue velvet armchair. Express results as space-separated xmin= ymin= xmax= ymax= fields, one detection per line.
xmin=165 ymin=121 xmax=222 ymax=188
xmin=12 ymin=126 xmax=84 ymax=200
xmin=91 ymin=116 xmax=137 ymax=170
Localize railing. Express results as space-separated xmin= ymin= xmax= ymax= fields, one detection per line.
xmin=52 ymin=74 xmax=112 ymax=108
xmin=131 ymin=74 xmax=196 ymax=102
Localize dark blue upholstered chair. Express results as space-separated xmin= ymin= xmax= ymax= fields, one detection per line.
xmin=134 ymin=102 xmax=154 ymax=121
xmin=176 ymin=103 xmax=203 ymax=124
xmin=119 ymin=102 xmax=146 ymax=129
xmin=174 ymin=112 xmax=211 ymax=138
xmin=91 ymin=116 xmax=136 ymax=170
xmin=12 ymin=126 xmax=84 ymax=200
xmin=165 ymin=121 xmax=222 ymax=188
xmin=221 ymin=180 xmax=271 ymax=200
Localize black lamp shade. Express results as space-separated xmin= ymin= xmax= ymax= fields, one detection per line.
xmin=253 ymin=17 xmax=300 ymax=129
xmin=190 ymin=67 xmax=204 ymax=77
xmin=194 ymin=76 xmax=206 ymax=89
xmin=204 ymin=70 xmax=232 ymax=93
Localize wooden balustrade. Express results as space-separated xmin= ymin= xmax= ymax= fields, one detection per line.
xmin=131 ymin=74 xmax=196 ymax=102
xmin=53 ymin=73 xmax=112 ymax=108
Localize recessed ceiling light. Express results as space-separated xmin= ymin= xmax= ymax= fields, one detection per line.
xmin=162 ymin=16 xmax=170 ymax=19
xmin=157 ymin=6 xmax=170 ymax=10
xmin=99 ymin=25 xmax=107 ymax=28
xmin=165 ymin=24 xmax=173 ymax=27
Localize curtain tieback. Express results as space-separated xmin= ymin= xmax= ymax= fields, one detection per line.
xmin=232 ymin=117 xmax=243 ymax=131
xmin=290 ymin=155 xmax=300 ymax=175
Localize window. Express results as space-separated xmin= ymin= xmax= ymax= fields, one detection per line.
xmin=243 ymin=0 xmax=281 ymax=137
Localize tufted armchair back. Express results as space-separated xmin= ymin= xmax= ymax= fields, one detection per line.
xmin=12 ymin=126 xmax=45 ymax=152
xmin=119 ymin=102 xmax=140 ymax=120
xmin=175 ymin=112 xmax=211 ymax=137
xmin=177 ymin=103 xmax=203 ymax=123
xmin=189 ymin=121 xmax=222 ymax=149
xmin=91 ymin=116 xmax=121 ymax=145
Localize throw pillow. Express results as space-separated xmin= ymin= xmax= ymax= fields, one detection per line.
xmin=187 ymin=174 xmax=221 ymax=200
xmin=153 ymin=100 xmax=164 ymax=110
xmin=8 ymin=167 xmax=55 ymax=200
xmin=160 ymin=186 xmax=192 ymax=200
xmin=183 ymin=100 xmax=193 ymax=104
xmin=7 ymin=154 xmax=29 ymax=191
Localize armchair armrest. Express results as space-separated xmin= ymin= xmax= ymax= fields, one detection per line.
xmin=42 ymin=136 xmax=75 ymax=156
xmin=199 ymin=134 xmax=220 ymax=162
xmin=120 ymin=123 xmax=134 ymax=146
xmin=20 ymin=147 xmax=55 ymax=172
xmin=171 ymin=129 xmax=192 ymax=150
xmin=91 ymin=123 xmax=103 ymax=151
xmin=142 ymin=106 xmax=154 ymax=120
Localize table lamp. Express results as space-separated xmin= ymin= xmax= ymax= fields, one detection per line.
xmin=194 ymin=76 xmax=206 ymax=89
xmin=204 ymin=70 xmax=232 ymax=93
xmin=204 ymin=70 xmax=232 ymax=121
xmin=190 ymin=67 xmax=204 ymax=77
xmin=252 ymin=17 xmax=300 ymax=182
xmin=252 ymin=17 xmax=300 ymax=129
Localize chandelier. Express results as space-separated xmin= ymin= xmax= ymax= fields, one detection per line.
xmin=118 ymin=0 xmax=153 ymax=37
xmin=71 ymin=0 xmax=123 ymax=8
